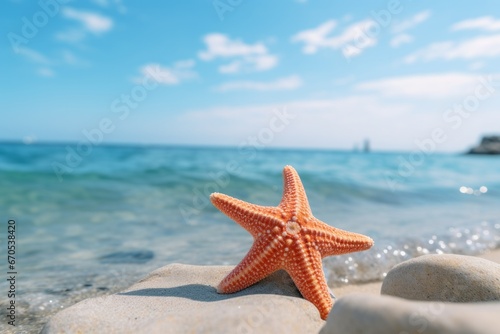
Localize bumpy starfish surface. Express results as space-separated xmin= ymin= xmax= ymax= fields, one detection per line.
xmin=210 ymin=165 xmax=374 ymax=320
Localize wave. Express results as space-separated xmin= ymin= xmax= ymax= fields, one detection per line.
xmin=324 ymin=221 xmax=500 ymax=287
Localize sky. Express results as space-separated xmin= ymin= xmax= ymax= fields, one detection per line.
xmin=2 ymin=0 xmax=500 ymax=152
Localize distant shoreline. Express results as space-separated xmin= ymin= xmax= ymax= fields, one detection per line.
xmin=0 ymin=140 xmax=478 ymax=155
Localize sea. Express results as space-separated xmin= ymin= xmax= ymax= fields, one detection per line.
xmin=1 ymin=142 xmax=499 ymax=333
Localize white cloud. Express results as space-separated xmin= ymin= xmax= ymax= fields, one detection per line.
xmin=169 ymin=80 xmax=500 ymax=151
xmin=218 ymin=55 xmax=278 ymax=74
xmin=91 ymin=0 xmax=126 ymax=11
xmin=292 ymin=20 xmax=337 ymax=54
xmin=390 ymin=33 xmax=413 ymax=48
xmin=174 ymin=59 xmax=196 ymax=69
xmin=62 ymin=7 xmax=113 ymax=33
xmin=252 ymin=54 xmax=278 ymax=71
xmin=214 ymin=75 xmax=302 ymax=92
xmin=37 ymin=68 xmax=55 ymax=77
xmin=133 ymin=69 xmax=500 ymax=151
xmin=61 ymin=50 xmax=89 ymax=66
xmin=451 ymin=16 xmax=500 ymax=32
xmin=57 ymin=8 xmax=113 ymax=44
xmin=16 ymin=47 xmax=50 ymax=64
xmin=292 ymin=19 xmax=378 ymax=57
xmin=392 ymin=10 xmax=431 ymax=34
xmin=355 ymin=72 xmax=487 ymax=98
xmin=469 ymin=61 xmax=485 ymax=70
xmin=56 ymin=29 xmax=87 ymax=43
xmin=198 ymin=33 xmax=278 ymax=73
xmin=219 ymin=61 xmax=241 ymax=74
xmin=405 ymin=34 xmax=500 ymax=63
xmin=175 ymin=96 xmax=412 ymax=149
xmin=199 ymin=34 xmax=266 ymax=60
xmin=135 ymin=60 xmax=197 ymax=85
xmin=388 ymin=11 xmax=430 ymax=48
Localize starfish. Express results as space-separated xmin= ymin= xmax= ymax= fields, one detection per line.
xmin=210 ymin=165 xmax=373 ymax=320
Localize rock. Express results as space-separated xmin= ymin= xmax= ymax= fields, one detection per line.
xmin=467 ymin=135 xmax=500 ymax=155
xmin=381 ymin=254 xmax=500 ymax=302
xmin=320 ymin=293 xmax=500 ymax=334
xmin=42 ymin=264 xmax=324 ymax=334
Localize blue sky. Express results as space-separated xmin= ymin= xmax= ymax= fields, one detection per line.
xmin=2 ymin=0 xmax=500 ymax=151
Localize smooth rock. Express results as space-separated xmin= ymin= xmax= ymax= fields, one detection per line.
xmin=381 ymin=254 xmax=500 ymax=302
xmin=42 ymin=264 xmax=324 ymax=334
xmin=320 ymin=293 xmax=500 ymax=334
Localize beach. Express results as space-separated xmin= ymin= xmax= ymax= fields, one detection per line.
xmin=4 ymin=0 xmax=500 ymax=332
xmin=1 ymin=143 xmax=499 ymax=332
xmin=40 ymin=249 xmax=500 ymax=333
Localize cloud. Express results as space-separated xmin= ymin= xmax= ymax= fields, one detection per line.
xmin=171 ymin=77 xmax=499 ymax=151
xmin=91 ymin=0 xmax=127 ymax=13
xmin=214 ymin=75 xmax=302 ymax=92
xmin=404 ymin=34 xmax=500 ymax=63
xmin=355 ymin=72 xmax=488 ymax=98
xmin=390 ymin=33 xmax=413 ymax=48
xmin=469 ymin=61 xmax=484 ymax=70
xmin=451 ymin=16 xmax=500 ymax=32
xmin=291 ymin=20 xmax=337 ymax=54
xmin=392 ymin=10 xmax=431 ymax=34
xmin=174 ymin=59 xmax=196 ymax=69
xmin=291 ymin=19 xmax=378 ymax=57
xmin=61 ymin=50 xmax=89 ymax=66
xmin=175 ymin=95 xmax=412 ymax=149
xmin=134 ymin=60 xmax=197 ymax=85
xmin=389 ymin=11 xmax=430 ymax=48
xmin=62 ymin=7 xmax=113 ymax=33
xmin=218 ymin=55 xmax=277 ymax=74
xmin=37 ymin=68 xmax=55 ymax=77
xmin=55 ymin=29 xmax=87 ymax=43
xmin=57 ymin=7 xmax=113 ymax=43
xmin=198 ymin=33 xmax=278 ymax=73
xmin=15 ymin=47 xmax=56 ymax=77
xmin=16 ymin=47 xmax=50 ymax=64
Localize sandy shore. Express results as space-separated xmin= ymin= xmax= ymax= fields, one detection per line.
xmin=41 ymin=248 xmax=500 ymax=333
xmin=334 ymin=248 xmax=500 ymax=298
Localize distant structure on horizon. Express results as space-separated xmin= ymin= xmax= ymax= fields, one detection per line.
xmin=352 ymin=139 xmax=371 ymax=153
xmin=363 ymin=139 xmax=370 ymax=153
xmin=467 ymin=135 xmax=500 ymax=155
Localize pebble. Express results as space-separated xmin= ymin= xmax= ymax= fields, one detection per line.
xmin=381 ymin=254 xmax=500 ymax=302
xmin=320 ymin=293 xmax=500 ymax=334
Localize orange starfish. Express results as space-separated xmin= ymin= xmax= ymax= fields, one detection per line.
xmin=210 ymin=165 xmax=373 ymax=320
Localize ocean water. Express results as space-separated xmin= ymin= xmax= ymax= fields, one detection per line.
xmin=1 ymin=142 xmax=499 ymax=332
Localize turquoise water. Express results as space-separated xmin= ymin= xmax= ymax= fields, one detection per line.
xmin=1 ymin=142 xmax=499 ymax=332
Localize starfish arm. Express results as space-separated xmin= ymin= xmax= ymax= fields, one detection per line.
xmin=309 ymin=219 xmax=374 ymax=257
xmin=284 ymin=240 xmax=333 ymax=320
xmin=279 ymin=166 xmax=312 ymax=218
xmin=218 ymin=234 xmax=284 ymax=294
xmin=210 ymin=192 xmax=283 ymax=237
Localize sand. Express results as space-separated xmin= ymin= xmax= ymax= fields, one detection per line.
xmin=42 ymin=249 xmax=500 ymax=333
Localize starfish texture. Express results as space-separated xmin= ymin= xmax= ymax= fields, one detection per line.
xmin=210 ymin=165 xmax=374 ymax=320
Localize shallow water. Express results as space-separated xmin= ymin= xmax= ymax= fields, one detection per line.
xmin=0 ymin=143 xmax=499 ymax=332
